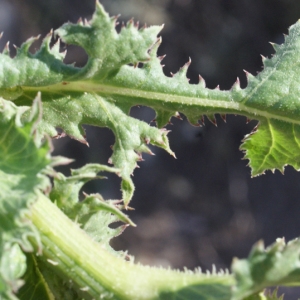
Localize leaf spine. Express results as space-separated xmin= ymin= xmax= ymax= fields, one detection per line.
xmin=187 ymin=118 xmax=201 ymax=127
xmin=173 ymin=57 xmax=191 ymax=80
xmin=52 ymin=132 xmax=66 ymax=139
xmin=231 ymin=77 xmax=241 ymax=91
xmin=148 ymin=36 xmax=162 ymax=56
xmin=206 ymin=114 xmax=217 ymax=126
xmin=158 ymin=54 xmax=166 ymax=62
xmin=201 ymin=115 xmax=205 ymax=125
xmin=198 ymin=74 xmax=206 ymax=88
xmin=243 ymin=69 xmax=256 ymax=83
xmin=269 ymin=41 xmax=280 ymax=52
xmin=175 ymin=112 xmax=183 ymax=120
xmin=2 ymin=41 xmax=10 ymax=55
xmin=144 ymin=137 xmax=150 ymax=144
xmin=137 ymin=153 xmax=144 ymax=161
xmin=127 ymin=18 xmax=135 ymax=29
xmin=111 ymin=14 xmax=120 ymax=26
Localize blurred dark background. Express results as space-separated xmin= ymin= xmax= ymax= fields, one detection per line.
xmin=2 ymin=0 xmax=300 ymax=295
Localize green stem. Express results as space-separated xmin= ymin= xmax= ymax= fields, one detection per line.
xmin=30 ymin=193 xmax=234 ymax=300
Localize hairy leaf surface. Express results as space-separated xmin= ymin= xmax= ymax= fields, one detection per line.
xmin=1 ymin=1 xmax=300 ymax=299
xmin=1 ymin=1 xmax=300 ymax=204
xmin=50 ymin=163 xmax=135 ymax=256
xmin=0 ymin=97 xmax=51 ymax=299
xmin=232 ymin=238 xmax=300 ymax=299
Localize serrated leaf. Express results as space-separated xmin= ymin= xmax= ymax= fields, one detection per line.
xmin=50 ymin=163 xmax=120 ymax=210
xmin=0 ymin=97 xmax=51 ymax=299
xmin=264 ymin=288 xmax=284 ymax=300
xmin=241 ymin=119 xmax=300 ymax=175
xmin=0 ymin=34 xmax=77 ymax=92
xmin=236 ymin=20 xmax=300 ymax=175
xmin=21 ymin=90 xmax=175 ymax=205
xmin=50 ymin=164 xmax=135 ymax=256
xmin=232 ymin=238 xmax=300 ymax=300
xmin=3 ymin=2 xmax=300 ymax=299
xmin=55 ymin=1 xmax=163 ymax=80
xmin=0 ymin=0 xmax=167 ymax=206
xmin=1 ymin=1 xmax=300 ymax=201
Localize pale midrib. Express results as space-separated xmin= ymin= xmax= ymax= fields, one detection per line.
xmin=23 ymin=82 xmax=300 ymax=126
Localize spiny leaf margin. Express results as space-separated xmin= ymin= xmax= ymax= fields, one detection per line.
xmin=50 ymin=163 xmax=135 ymax=257
xmin=232 ymin=238 xmax=300 ymax=300
xmin=2 ymin=1 xmax=300 ymax=201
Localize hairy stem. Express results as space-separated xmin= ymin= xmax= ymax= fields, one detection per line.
xmin=29 ymin=193 xmax=234 ymax=300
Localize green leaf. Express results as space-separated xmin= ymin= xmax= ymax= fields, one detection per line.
xmin=2 ymin=1 xmax=300 ymax=299
xmin=264 ymin=288 xmax=284 ymax=300
xmin=237 ymin=20 xmax=300 ymax=176
xmin=0 ymin=96 xmax=51 ymax=299
xmin=0 ymin=34 xmax=77 ymax=92
xmin=1 ymin=0 xmax=299 ymax=204
xmin=50 ymin=163 xmax=120 ymax=210
xmin=241 ymin=119 xmax=300 ymax=175
xmin=55 ymin=1 xmax=163 ymax=80
xmin=17 ymin=254 xmax=55 ymax=300
xmin=232 ymin=238 xmax=300 ymax=299
xmin=0 ymin=244 xmax=27 ymax=300
xmin=0 ymin=0 xmax=299 ymax=204
xmin=34 ymin=89 xmax=175 ymax=205
xmin=0 ymin=0 xmax=170 ymax=206
xmin=50 ymin=163 xmax=135 ymax=256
